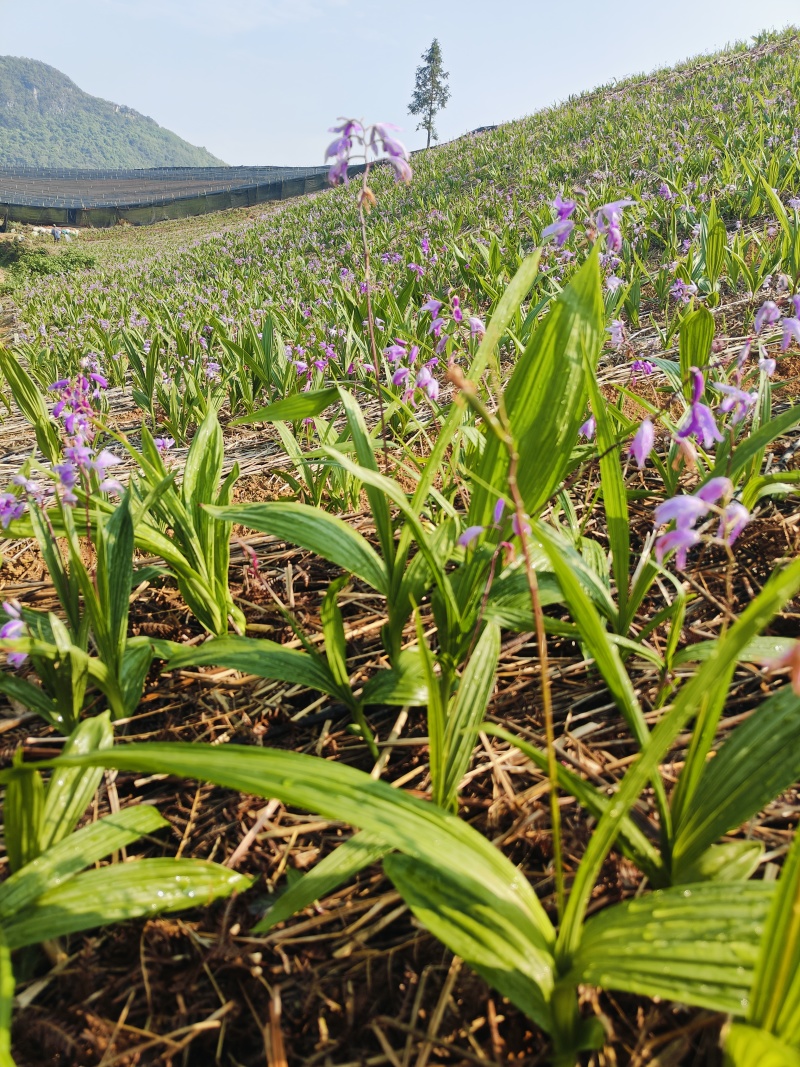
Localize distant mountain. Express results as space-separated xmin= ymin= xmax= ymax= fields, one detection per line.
xmin=0 ymin=57 xmax=226 ymax=168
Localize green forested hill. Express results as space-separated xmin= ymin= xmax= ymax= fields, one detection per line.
xmin=0 ymin=56 xmax=226 ymax=167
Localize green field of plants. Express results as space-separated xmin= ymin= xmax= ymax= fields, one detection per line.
xmin=0 ymin=26 xmax=799 ymax=1067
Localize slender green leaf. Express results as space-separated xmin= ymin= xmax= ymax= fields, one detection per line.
xmin=0 ymin=673 xmax=58 ymax=724
xmin=209 ymin=502 xmax=389 ymax=595
xmin=724 ymin=1024 xmax=800 ymax=1067
xmin=469 ymin=242 xmax=604 ymax=526
xmin=442 ymin=622 xmax=500 ymax=807
xmin=748 ymin=824 xmax=800 ymax=1042
xmin=22 ymin=743 xmax=556 ymax=955
xmin=485 ymin=724 xmax=666 ymax=885
xmin=321 ymin=576 xmax=351 ymax=693
xmin=673 ymin=636 xmax=796 ymax=666
xmin=360 ymin=651 xmax=428 ymax=706
xmin=709 ymin=406 xmax=800 ymax=484
xmin=4 ymin=763 xmax=44 ymax=872
xmin=556 ymin=554 xmax=800 ymax=962
xmin=4 ymin=859 xmax=251 ymax=949
xmin=0 ymin=806 xmax=167 ymax=920
xmin=119 ymin=639 xmax=155 ymax=717
xmin=585 ymin=372 xmax=629 ymax=623
xmin=253 ymin=830 xmax=390 ymax=933
xmin=40 ymin=713 xmax=113 ymax=852
xmin=571 ymin=882 xmax=770 ymax=1014
xmin=384 ymin=853 xmax=554 ymax=1032
xmin=317 ymin=452 xmax=460 ymax=621
xmin=398 ymin=251 xmax=541 ymax=565
xmin=231 ymin=388 xmax=339 ymax=425
xmin=537 ymin=524 xmax=670 ymax=834
xmin=165 ymin=636 xmax=340 ymax=699
xmin=0 ymin=348 xmax=61 ymax=463
xmin=677 ymin=841 xmax=763 ymax=885
xmin=0 ymin=930 xmax=14 ymax=1067
xmin=416 ymin=612 xmax=447 ymax=806
xmin=338 ymin=387 xmax=395 ymax=572
xmin=678 ymin=305 xmax=715 ymax=393
xmin=672 ymin=686 xmax=800 ymax=880
xmin=103 ymin=492 xmax=135 ymax=663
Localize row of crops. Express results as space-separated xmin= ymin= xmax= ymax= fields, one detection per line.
xmin=0 ymin=26 xmax=799 ymax=1066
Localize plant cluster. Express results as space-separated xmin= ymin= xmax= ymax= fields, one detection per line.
xmin=0 ymin=28 xmax=798 ymax=1066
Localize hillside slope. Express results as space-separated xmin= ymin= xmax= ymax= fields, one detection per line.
xmin=0 ymin=56 xmax=225 ymax=167
xmin=11 ymin=28 xmax=800 ymax=368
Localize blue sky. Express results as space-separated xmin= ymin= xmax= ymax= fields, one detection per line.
xmin=1 ymin=0 xmax=797 ymax=165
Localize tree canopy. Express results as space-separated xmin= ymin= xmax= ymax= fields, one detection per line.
xmin=408 ymin=39 xmax=451 ymax=150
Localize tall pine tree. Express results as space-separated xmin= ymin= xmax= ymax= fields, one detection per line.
xmin=408 ymin=39 xmax=451 ymax=150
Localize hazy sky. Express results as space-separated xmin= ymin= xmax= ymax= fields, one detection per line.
xmin=1 ymin=1 xmax=797 ymax=165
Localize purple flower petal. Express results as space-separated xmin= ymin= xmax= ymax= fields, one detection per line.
xmin=458 ymin=525 xmax=485 ymax=548
xmin=655 ymin=527 xmax=701 ymax=569
xmin=579 ymin=416 xmax=596 ymax=440
xmin=754 ymin=300 xmax=780 ymax=334
xmin=695 ymin=477 xmax=732 ymax=505
xmin=718 ymin=501 xmax=750 ymax=545
xmin=781 ymin=317 xmax=800 ymax=350
xmin=654 ymin=495 xmax=709 ymax=529
xmin=629 ymin=418 xmax=654 ymax=469
xmin=511 ymin=513 xmax=531 ymax=538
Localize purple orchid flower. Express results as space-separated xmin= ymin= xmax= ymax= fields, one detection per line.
xmin=542 ymin=218 xmax=574 ymax=247
xmin=781 ymin=317 xmax=800 ymax=350
xmin=0 ymin=493 xmax=25 ymax=529
xmin=596 ymin=199 xmax=636 ymax=226
xmin=655 ymin=527 xmax=701 ymax=569
xmin=712 ymin=382 xmax=757 ymax=424
xmin=327 ymin=155 xmax=350 ymax=186
xmin=754 ymin=300 xmax=780 ymax=334
xmin=553 ymin=193 xmax=576 ymax=220
xmin=607 ymin=320 xmax=625 ymax=348
xmin=670 ymin=279 xmax=698 ymax=304
xmin=415 ymin=366 xmax=439 ymax=401
xmin=543 ymin=193 xmax=578 ymax=246
xmin=458 ymin=498 xmax=508 ymax=550
xmin=595 ymin=199 xmax=635 ymax=253
xmin=718 ymin=501 xmax=750 ymax=546
xmin=383 ymin=341 xmax=407 ymax=362
xmin=677 ymin=368 xmax=723 ymax=449
xmin=457 ymin=525 xmax=486 ymax=549
xmin=579 ymin=415 xmax=596 ymax=440
xmin=629 ymin=418 xmax=654 ymax=469
xmin=0 ymin=600 xmax=27 ymax=668
xmin=759 ymin=355 xmax=777 ymax=376
xmin=631 ymin=359 xmax=655 ymax=380
xmin=386 ymin=155 xmax=413 ymax=184
xmin=695 ymin=476 xmax=733 ymax=505
xmin=512 ymin=513 xmax=531 ymax=538
xmin=654 ymin=495 xmax=710 ymax=529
